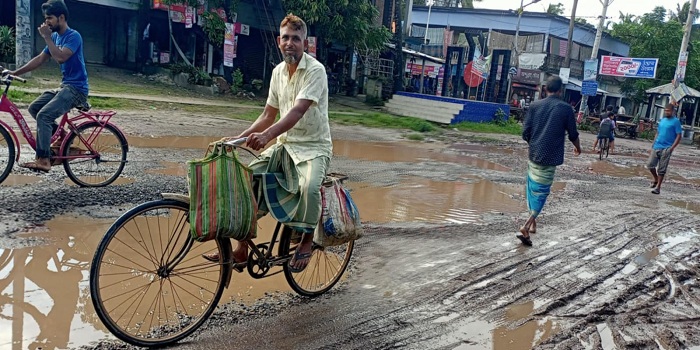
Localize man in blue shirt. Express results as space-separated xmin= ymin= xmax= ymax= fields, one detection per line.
xmin=519 ymin=76 xmax=581 ymax=246
xmin=9 ymin=0 xmax=89 ymax=172
xmin=647 ymin=103 xmax=682 ymax=195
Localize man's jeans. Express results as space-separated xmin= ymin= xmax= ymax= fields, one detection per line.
xmin=28 ymin=85 xmax=87 ymax=158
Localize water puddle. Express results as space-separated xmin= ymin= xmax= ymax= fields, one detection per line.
xmin=634 ymin=247 xmax=659 ymax=265
xmin=492 ymin=301 xmax=558 ymax=350
xmin=348 ymin=178 xmax=526 ymax=224
xmin=588 ymin=161 xmax=649 ymax=178
xmin=127 ymin=135 xmax=220 ymax=150
xmin=450 ymin=143 xmax=516 ymax=155
xmin=146 ymin=161 xmax=188 ymax=176
xmin=0 ymin=214 xmax=296 ymax=348
xmin=1 ymin=174 xmax=42 ymax=186
xmin=63 ymin=176 xmax=135 ymax=186
xmin=668 ymin=200 xmax=700 ymax=215
xmin=333 ymin=140 xmax=510 ymax=171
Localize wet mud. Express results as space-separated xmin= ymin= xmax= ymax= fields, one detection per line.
xmin=2 ymin=110 xmax=700 ymax=349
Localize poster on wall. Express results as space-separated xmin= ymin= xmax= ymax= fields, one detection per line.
xmin=233 ymin=35 xmax=238 ymax=58
xmin=224 ymin=23 xmax=235 ymax=67
xmin=185 ymin=7 xmax=194 ymax=28
xmin=307 ymin=37 xmax=317 ymax=58
xmin=224 ymin=44 xmax=234 ymax=67
xmin=583 ymin=59 xmax=598 ymax=81
xmin=436 ymin=66 xmax=445 ymax=96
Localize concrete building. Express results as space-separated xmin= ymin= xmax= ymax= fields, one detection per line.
xmin=11 ymin=0 xmax=141 ymax=68
xmin=407 ymin=6 xmax=632 ymax=112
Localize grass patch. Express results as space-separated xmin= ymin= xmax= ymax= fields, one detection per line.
xmin=453 ymin=121 xmax=522 ymax=135
xmin=6 ymin=89 xmax=39 ymax=104
xmin=330 ymin=112 xmax=438 ymax=132
xmin=406 ymin=133 xmax=425 ymax=141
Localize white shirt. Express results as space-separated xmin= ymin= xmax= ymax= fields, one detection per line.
xmin=264 ymin=53 xmax=333 ymax=164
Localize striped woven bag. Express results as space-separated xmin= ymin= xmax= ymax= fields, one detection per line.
xmin=187 ymin=142 xmax=257 ymax=242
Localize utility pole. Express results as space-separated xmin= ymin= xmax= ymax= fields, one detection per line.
xmin=564 ymin=0 xmax=578 ymax=68
xmin=578 ymin=0 xmax=610 ymax=118
xmin=676 ymin=0 xmax=697 ymax=127
xmin=675 ymin=0 xmax=696 ymax=87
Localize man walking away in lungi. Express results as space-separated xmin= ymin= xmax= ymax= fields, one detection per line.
xmin=519 ymin=76 xmax=582 ymax=246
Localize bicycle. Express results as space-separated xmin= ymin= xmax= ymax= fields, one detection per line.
xmin=89 ymin=139 xmax=355 ymax=347
xmin=0 ymin=68 xmax=128 ymax=187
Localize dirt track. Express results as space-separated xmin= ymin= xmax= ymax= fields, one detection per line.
xmin=2 ymin=107 xmax=700 ymax=349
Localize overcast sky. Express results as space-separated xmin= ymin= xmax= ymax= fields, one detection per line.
xmin=476 ymin=0 xmax=686 ymax=23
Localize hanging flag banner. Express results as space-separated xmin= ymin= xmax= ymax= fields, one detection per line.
xmin=559 ymin=67 xmax=570 ymax=84
xmin=307 ymin=36 xmax=317 ymax=58
xmin=436 ymin=66 xmax=445 ymax=96
xmin=675 ymin=51 xmax=688 ymax=85
xmin=185 ymin=6 xmax=194 ymax=28
xmin=599 ymin=55 xmax=658 ymax=79
xmin=583 ymin=59 xmax=598 ymax=81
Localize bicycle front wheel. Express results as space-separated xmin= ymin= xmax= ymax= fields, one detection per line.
xmin=0 ymin=125 xmax=15 ymax=184
xmin=63 ymin=122 xmax=128 ymax=187
xmin=90 ymin=199 xmax=231 ymax=347
xmin=279 ymin=226 xmax=354 ymax=297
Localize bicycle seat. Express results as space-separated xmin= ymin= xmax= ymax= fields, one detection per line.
xmin=75 ymin=100 xmax=91 ymax=112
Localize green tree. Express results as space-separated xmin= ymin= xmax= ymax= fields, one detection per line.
xmin=670 ymin=1 xmax=699 ymax=24
xmin=546 ymin=2 xmax=565 ymax=16
xmin=574 ymin=17 xmax=588 ymax=25
xmin=611 ymin=6 xmax=699 ymax=103
xmin=283 ymin=0 xmax=391 ymax=54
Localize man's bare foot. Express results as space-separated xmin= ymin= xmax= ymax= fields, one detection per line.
xmin=202 ymin=243 xmax=249 ymax=272
xmin=289 ymin=241 xmax=313 ymax=273
xmin=20 ymin=158 xmax=51 ymax=172
xmin=529 ymin=221 xmax=537 ymax=234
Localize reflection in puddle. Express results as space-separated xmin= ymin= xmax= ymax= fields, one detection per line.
xmin=146 ymin=161 xmax=188 ymax=176
xmin=1 ymin=174 xmax=42 ymax=186
xmin=349 ymin=178 xmax=564 ymax=224
xmin=450 ymin=143 xmax=516 ymax=155
xmin=333 ymin=140 xmax=510 ymax=171
xmin=63 ymin=176 xmax=135 ymax=186
xmin=0 ymin=214 xmax=293 ymax=348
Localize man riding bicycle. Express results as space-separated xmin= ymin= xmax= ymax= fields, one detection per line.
xmin=204 ymin=14 xmax=331 ymax=273
xmin=593 ymin=112 xmax=615 ymax=153
xmin=8 ymin=0 xmax=89 ymax=172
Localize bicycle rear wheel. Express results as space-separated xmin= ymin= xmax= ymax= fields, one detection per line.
xmin=279 ymin=226 xmax=354 ymax=297
xmin=598 ymin=139 xmax=604 ymax=160
xmin=90 ymin=199 xmax=231 ymax=347
xmin=0 ymin=125 xmax=15 ymax=184
xmin=63 ymin=122 xmax=128 ymax=187
xmin=605 ymin=139 xmax=610 ymax=158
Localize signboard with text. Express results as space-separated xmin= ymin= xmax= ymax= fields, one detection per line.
xmin=583 ymin=59 xmax=598 ymax=81
xmin=512 ymin=69 xmax=540 ymax=85
xmin=581 ymin=80 xmax=598 ymax=96
xmin=599 ymin=55 xmax=658 ymax=79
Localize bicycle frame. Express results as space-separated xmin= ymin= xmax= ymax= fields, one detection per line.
xmin=0 ymin=88 xmax=125 ymax=161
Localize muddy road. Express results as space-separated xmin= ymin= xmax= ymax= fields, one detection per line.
xmin=1 ymin=109 xmax=700 ymax=350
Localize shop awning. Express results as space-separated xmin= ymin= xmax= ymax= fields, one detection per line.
xmin=565 ymin=78 xmax=608 ymax=95
xmin=646 ymin=82 xmax=700 ymax=98
xmin=384 ymin=43 xmax=445 ymax=64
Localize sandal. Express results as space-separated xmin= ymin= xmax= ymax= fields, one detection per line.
xmin=516 ymin=234 xmax=533 ymax=246
xmin=288 ymin=249 xmax=313 ymax=273
xmin=651 ymin=188 xmax=660 ymax=195
xmin=649 ymin=182 xmax=657 ymax=188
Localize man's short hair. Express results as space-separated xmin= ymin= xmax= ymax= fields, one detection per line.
xmin=42 ymin=0 xmax=69 ymax=20
xmin=545 ymin=76 xmax=563 ymax=93
xmin=280 ymin=13 xmax=307 ymax=39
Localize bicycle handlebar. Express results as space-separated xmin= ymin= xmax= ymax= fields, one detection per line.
xmin=1 ymin=69 xmax=27 ymax=83
xmin=223 ymin=137 xmax=248 ymax=147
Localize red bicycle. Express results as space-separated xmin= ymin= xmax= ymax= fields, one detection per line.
xmin=0 ymin=68 xmax=128 ymax=187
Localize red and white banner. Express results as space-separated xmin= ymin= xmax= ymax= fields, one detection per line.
xmin=307 ymin=36 xmax=317 ymax=58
